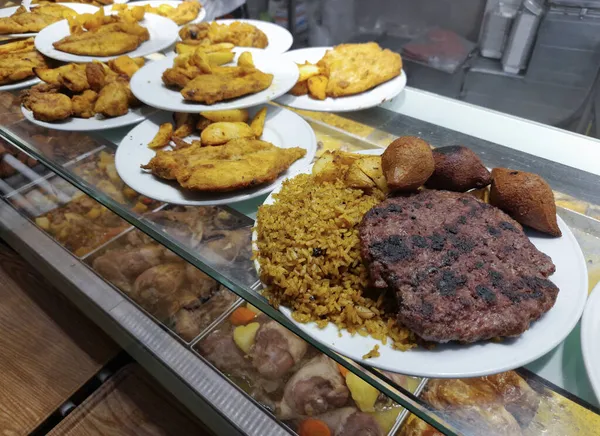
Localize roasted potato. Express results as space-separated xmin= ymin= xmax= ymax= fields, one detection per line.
xmin=297 ymin=62 xmax=320 ymax=82
xmin=346 ymin=162 xmax=376 ymax=190
xmin=207 ymin=51 xmax=235 ymax=66
xmin=490 ymin=168 xmax=561 ymax=237
xmin=200 ymin=121 xmax=254 ymax=146
xmin=250 ymin=107 xmax=266 ymax=137
xmin=289 ymin=80 xmax=308 ymax=96
xmin=308 ymin=75 xmax=328 ymax=100
xmin=148 ymin=123 xmax=173 ymax=149
xmin=108 ymin=56 xmax=144 ymax=78
xmin=312 ymin=151 xmax=359 ymax=183
xmin=356 ymin=156 xmax=387 ymax=193
xmin=237 ymin=51 xmax=254 ymax=68
xmin=191 ymin=50 xmax=212 ymax=73
xmin=382 ymin=136 xmax=435 ymax=191
xmin=200 ymin=109 xmax=249 ymax=123
xmin=425 ymin=145 xmax=492 ymax=192
xmin=173 ymin=112 xmax=196 ymax=138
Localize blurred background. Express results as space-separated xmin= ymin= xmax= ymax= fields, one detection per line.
xmin=236 ymin=0 xmax=600 ymax=137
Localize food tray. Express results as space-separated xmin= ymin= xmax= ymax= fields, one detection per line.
xmin=83 ymin=213 xmax=241 ymax=345
xmin=191 ymin=302 xmax=423 ymax=436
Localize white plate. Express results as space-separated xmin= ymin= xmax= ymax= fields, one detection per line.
xmin=130 ymin=49 xmax=299 ymax=112
xmin=276 ymin=47 xmax=407 ymax=112
xmin=189 ymin=19 xmax=293 ymax=54
xmin=115 ymin=105 xmax=316 ymax=206
xmin=104 ymin=1 xmax=206 ymax=26
xmin=0 ymin=3 xmax=99 ymax=39
xmin=34 ymin=13 xmax=178 ymax=62
xmin=22 ymin=104 xmax=155 ymax=131
xmin=582 ymin=283 xmax=600 ymax=401
xmin=253 ymin=149 xmax=588 ymax=378
xmin=0 ymin=76 xmax=40 ymax=91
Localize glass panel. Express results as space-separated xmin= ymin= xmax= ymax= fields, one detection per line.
xmin=0 ymin=102 xmax=451 ymax=433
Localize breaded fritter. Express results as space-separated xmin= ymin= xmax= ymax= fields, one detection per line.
xmin=72 ymin=89 xmax=98 ymax=118
xmin=142 ymin=139 xmax=305 ymax=192
xmin=94 ymin=80 xmax=129 ymax=117
xmin=181 ymin=68 xmax=273 ymax=104
xmin=25 ymin=92 xmax=73 ymax=122
xmin=318 ymin=42 xmax=402 ymax=97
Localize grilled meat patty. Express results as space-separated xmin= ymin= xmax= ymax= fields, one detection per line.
xmin=359 ymin=190 xmax=558 ymax=343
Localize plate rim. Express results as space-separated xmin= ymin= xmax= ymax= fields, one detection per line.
xmin=34 ymin=13 xmax=178 ymax=63
xmin=275 ymin=46 xmax=407 ymax=112
xmin=21 ymin=104 xmax=155 ymax=132
xmin=129 ymin=49 xmax=300 ymax=112
xmin=114 ymin=105 xmax=317 ymax=206
xmin=0 ymin=76 xmax=40 ymax=92
xmin=582 ymin=282 xmax=600 ymax=401
xmin=252 ymin=149 xmax=589 ymax=378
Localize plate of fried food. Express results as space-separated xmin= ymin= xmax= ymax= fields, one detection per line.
xmin=20 ymin=55 xmax=155 ymax=131
xmin=0 ymin=3 xmax=99 ymax=38
xmin=130 ymin=47 xmax=298 ymax=112
xmin=108 ymin=1 xmax=205 ymax=26
xmin=115 ymin=105 xmax=316 ymax=206
xmin=34 ymin=6 xmax=178 ymax=62
xmin=0 ymin=37 xmax=48 ymax=90
xmin=178 ymin=18 xmax=292 ymax=54
xmin=33 ymin=0 xmax=131 ymax=7
xmin=276 ymin=43 xmax=407 ymax=112
xmin=253 ymin=138 xmax=587 ymax=378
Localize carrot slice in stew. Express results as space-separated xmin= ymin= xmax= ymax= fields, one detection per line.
xmin=298 ymin=419 xmax=331 ymax=436
xmin=229 ymin=307 xmax=257 ymax=325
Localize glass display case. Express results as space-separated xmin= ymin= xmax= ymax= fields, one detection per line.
xmin=1 ymin=83 xmax=600 ymax=435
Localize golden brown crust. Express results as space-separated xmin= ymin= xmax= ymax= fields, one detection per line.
xmin=381 ymin=136 xmax=435 ymax=191
xmin=489 ymin=168 xmax=561 ymax=237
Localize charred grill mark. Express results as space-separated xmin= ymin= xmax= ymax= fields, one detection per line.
xmin=489 ymin=270 xmax=503 ymax=288
xmin=411 ymin=235 xmax=428 ymax=248
xmin=476 ymin=285 xmax=496 ymax=303
xmin=370 ymin=236 xmax=412 ymax=263
xmin=458 ymin=216 xmax=467 ymax=224
xmin=428 ymin=233 xmax=446 ymax=251
xmin=487 ymin=226 xmax=501 ymax=236
xmin=500 ymin=221 xmax=517 ymax=232
xmin=451 ymin=236 xmax=475 ymax=253
xmin=437 ymin=271 xmax=467 ymax=296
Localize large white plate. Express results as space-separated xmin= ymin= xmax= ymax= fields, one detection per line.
xmin=130 ymin=49 xmax=299 ymax=112
xmin=582 ymin=282 xmax=600 ymax=401
xmin=188 ymin=19 xmax=293 ymax=54
xmin=22 ymin=104 xmax=156 ymax=131
xmin=34 ymin=13 xmax=178 ymax=62
xmin=115 ymin=105 xmax=317 ymax=206
xmin=0 ymin=76 xmax=40 ymax=91
xmin=253 ymin=149 xmax=588 ymax=378
xmin=0 ymin=3 xmax=99 ymax=39
xmin=276 ymin=47 xmax=407 ymax=112
xmin=104 ymin=1 xmax=206 ymax=26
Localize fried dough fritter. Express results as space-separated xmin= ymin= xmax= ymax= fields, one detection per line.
xmin=142 ymin=139 xmax=306 ymax=192
xmin=179 ymin=21 xmax=267 ymax=48
xmin=94 ymin=80 xmax=129 ymax=117
xmin=72 ymin=89 xmax=98 ymax=118
xmin=25 ymin=92 xmax=73 ymax=122
xmin=317 ymin=42 xmax=402 ymax=97
xmin=181 ymin=68 xmax=273 ymax=104
xmin=0 ymin=47 xmax=48 ymax=85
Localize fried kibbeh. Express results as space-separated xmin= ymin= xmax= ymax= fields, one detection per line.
xmin=382 ymin=136 xmax=435 ymax=191
xmin=143 ymin=139 xmax=305 ymax=192
xmin=179 ymin=21 xmax=267 ymax=48
xmin=181 ymin=68 xmax=273 ymax=104
xmin=490 ymin=168 xmax=561 ymax=237
xmin=0 ymin=39 xmax=49 ymax=85
xmin=426 ymin=145 xmax=492 ymax=192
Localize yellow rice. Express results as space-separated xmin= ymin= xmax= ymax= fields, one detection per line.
xmin=255 ymin=174 xmax=417 ymax=351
